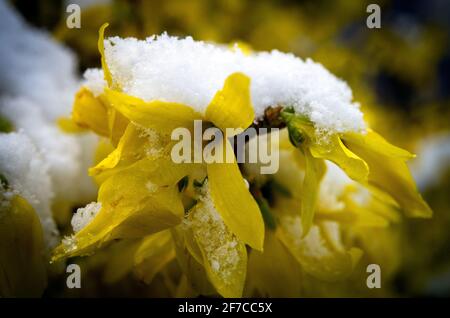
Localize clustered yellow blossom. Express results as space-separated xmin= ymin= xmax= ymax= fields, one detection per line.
xmin=52 ymin=24 xmax=431 ymax=298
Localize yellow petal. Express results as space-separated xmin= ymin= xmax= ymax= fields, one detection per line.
xmin=0 ymin=195 xmax=47 ymax=297
xmin=365 ymin=188 xmax=402 ymax=223
xmin=107 ymin=106 xmax=129 ymax=146
xmin=342 ymin=130 xmax=432 ymax=218
xmin=314 ymin=184 xmax=399 ymax=227
xmin=246 ymin=230 xmax=302 ymax=297
xmin=102 ymin=239 xmax=140 ymax=284
xmin=300 ymin=148 xmax=326 ymax=235
xmin=109 ymin=186 xmax=184 ymax=239
xmin=171 ymin=226 xmax=216 ymax=296
xmin=52 ymin=158 xmax=191 ymax=260
xmin=71 ymin=87 xmax=109 ymax=136
xmin=104 ymin=88 xmax=202 ymax=134
xmin=205 ymin=72 xmax=254 ymax=134
xmin=89 ymin=123 xmax=146 ymax=177
xmin=277 ymin=216 xmax=361 ymax=282
xmin=133 ymin=230 xmax=175 ymax=284
xmin=206 ymin=139 xmax=265 ymax=250
xmin=94 ymin=138 xmax=115 ymax=164
xmin=188 ymin=202 xmax=247 ymax=298
xmin=344 ymin=129 xmax=415 ymax=160
xmin=310 ymin=135 xmax=369 ymax=183
xmin=181 ymin=223 xmax=204 ymax=265
xmin=98 ymin=23 xmax=112 ymax=88
xmin=57 ymin=117 xmax=87 ymax=133
xmin=91 ymin=139 xmax=116 ymax=185
xmin=316 ymin=206 xmax=390 ymax=228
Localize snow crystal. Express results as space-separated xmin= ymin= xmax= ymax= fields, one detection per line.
xmin=411 ymin=133 xmax=450 ymax=190
xmin=0 ymin=0 xmax=78 ymax=121
xmin=279 ymin=215 xmax=339 ymax=258
xmin=279 ymin=215 xmax=304 ymax=246
xmin=0 ymin=132 xmax=58 ymax=248
xmin=299 ymin=222 xmax=338 ymax=258
xmin=101 ymin=33 xmax=366 ymax=134
xmin=319 ymin=161 xmax=353 ymax=211
xmin=146 ymin=181 xmax=159 ymax=193
xmin=0 ymin=2 xmax=98 ymax=205
xmin=62 ymin=234 xmax=77 ymax=252
xmin=184 ymin=181 xmax=241 ymax=280
xmin=83 ymin=68 xmax=106 ymax=97
xmin=137 ymin=125 xmax=168 ymax=158
xmin=0 ymin=97 xmax=97 ymax=202
xmin=71 ymin=201 xmax=102 ymax=232
xmin=317 ymin=161 xmax=370 ymax=209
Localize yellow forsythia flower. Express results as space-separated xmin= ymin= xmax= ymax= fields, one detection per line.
xmin=53 ymin=24 xmax=431 ymax=298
